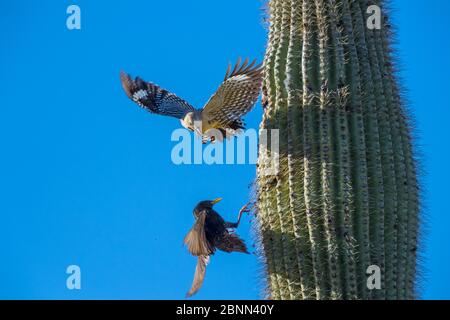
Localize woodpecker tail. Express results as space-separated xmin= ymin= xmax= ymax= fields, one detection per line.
xmin=201 ymin=119 xmax=246 ymax=143
xmin=228 ymin=119 xmax=245 ymax=131
xmin=217 ymin=232 xmax=249 ymax=254
xmin=186 ymin=255 xmax=209 ymax=298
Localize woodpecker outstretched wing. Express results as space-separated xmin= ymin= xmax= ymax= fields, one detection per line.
xmin=201 ymin=58 xmax=263 ymax=131
xmin=120 ymin=71 xmax=195 ymax=119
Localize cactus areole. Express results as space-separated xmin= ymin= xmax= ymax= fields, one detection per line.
xmin=256 ymin=0 xmax=419 ymax=300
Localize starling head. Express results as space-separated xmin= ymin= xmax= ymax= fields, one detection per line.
xmin=194 ymin=198 xmax=222 ymax=213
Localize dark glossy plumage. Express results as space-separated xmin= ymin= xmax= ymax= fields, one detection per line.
xmin=184 ymin=199 xmax=249 ymax=297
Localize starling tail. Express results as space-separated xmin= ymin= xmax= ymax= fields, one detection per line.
xmin=186 ymin=255 xmax=209 ymax=298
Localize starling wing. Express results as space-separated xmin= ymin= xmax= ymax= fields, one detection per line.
xmin=186 ymin=255 xmax=209 ymax=298
xmin=120 ymin=71 xmax=195 ymax=119
xmin=201 ymin=58 xmax=263 ymax=134
xmin=216 ymin=231 xmax=249 ymax=254
xmin=184 ymin=211 xmax=214 ymax=256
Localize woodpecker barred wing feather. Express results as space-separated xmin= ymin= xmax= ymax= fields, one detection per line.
xmin=186 ymin=255 xmax=209 ymax=298
xmin=183 ymin=211 xmax=214 ymax=256
xmin=201 ymin=58 xmax=263 ymax=131
xmin=120 ymin=71 xmax=195 ymax=119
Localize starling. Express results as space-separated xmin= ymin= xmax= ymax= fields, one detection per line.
xmin=183 ymin=198 xmax=250 ymax=297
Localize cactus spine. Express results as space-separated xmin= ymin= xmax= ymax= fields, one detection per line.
xmin=256 ymin=0 xmax=420 ymax=299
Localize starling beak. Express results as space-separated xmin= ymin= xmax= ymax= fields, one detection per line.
xmin=210 ymin=197 xmax=222 ymax=205
xmin=184 ymin=199 xmax=250 ymax=297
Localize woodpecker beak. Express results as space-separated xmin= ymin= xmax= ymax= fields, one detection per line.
xmin=194 ymin=127 xmax=203 ymax=136
xmin=211 ymin=197 xmax=222 ymax=205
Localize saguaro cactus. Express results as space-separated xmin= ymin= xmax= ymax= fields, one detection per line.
xmin=256 ymin=0 xmax=419 ymax=300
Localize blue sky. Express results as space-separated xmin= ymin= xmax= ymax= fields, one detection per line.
xmin=0 ymin=0 xmax=448 ymax=299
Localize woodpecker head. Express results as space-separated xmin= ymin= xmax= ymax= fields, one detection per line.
xmin=194 ymin=198 xmax=222 ymax=216
xmin=181 ymin=111 xmax=203 ymax=136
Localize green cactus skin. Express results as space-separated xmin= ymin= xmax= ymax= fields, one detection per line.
xmin=256 ymin=0 xmax=420 ymax=300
